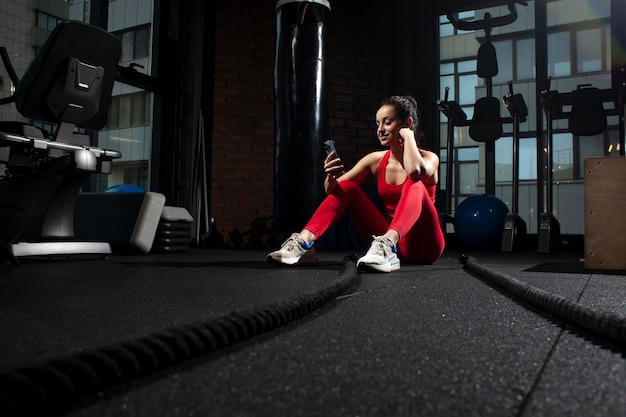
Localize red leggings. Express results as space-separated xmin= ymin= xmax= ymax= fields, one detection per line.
xmin=303 ymin=180 xmax=445 ymax=264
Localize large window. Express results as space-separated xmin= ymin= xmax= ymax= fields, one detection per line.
xmin=438 ymin=0 xmax=615 ymax=234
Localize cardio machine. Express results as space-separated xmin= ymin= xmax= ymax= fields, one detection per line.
xmin=0 ymin=21 xmax=122 ymax=264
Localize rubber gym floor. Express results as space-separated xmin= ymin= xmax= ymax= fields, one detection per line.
xmin=2 ymin=242 xmax=626 ymax=417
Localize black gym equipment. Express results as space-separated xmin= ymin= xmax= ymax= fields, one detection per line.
xmin=0 ymin=21 xmax=122 ymax=263
xmin=200 ymin=217 xmax=225 ymax=248
xmin=537 ymin=78 xmax=625 ymax=253
xmin=227 ymin=215 xmax=274 ymax=248
xmin=437 ymin=82 xmax=529 ymax=251
xmin=436 ymin=87 xmax=467 ymax=235
xmin=447 ymin=1 xmax=527 ymax=196
xmin=501 ymin=81 xmax=528 ymax=252
xmin=273 ymin=0 xmax=331 ymax=237
xmin=438 ymin=2 xmax=529 ymax=251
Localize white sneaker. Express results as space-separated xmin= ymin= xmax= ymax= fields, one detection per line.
xmin=266 ymin=233 xmax=318 ymax=265
xmin=357 ymin=235 xmax=400 ymax=272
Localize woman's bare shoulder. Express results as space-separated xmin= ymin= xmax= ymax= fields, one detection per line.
xmin=360 ymin=150 xmax=387 ymax=165
xmin=341 ymin=150 xmax=386 ymax=182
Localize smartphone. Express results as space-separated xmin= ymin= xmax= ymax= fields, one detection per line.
xmin=323 ymin=140 xmax=339 ymax=158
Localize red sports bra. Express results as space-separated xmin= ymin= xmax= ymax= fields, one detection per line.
xmin=376 ymin=150 xmax=436 ymax=217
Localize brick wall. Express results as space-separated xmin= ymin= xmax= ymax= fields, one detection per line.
xmin=211 ymin=0 xmax=391 ymax=244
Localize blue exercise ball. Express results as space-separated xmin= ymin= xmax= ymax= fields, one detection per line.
xmin=104 ymin=184 xmax=146 ymax=193
xmin=454 ymin=194 xmax=509 ymax=249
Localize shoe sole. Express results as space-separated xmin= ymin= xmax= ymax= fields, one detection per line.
xmin=266 ymin=255 xmax=300 ymax=266
xmin=357 ymin=253 xmax=400 ymax=272
xmin=357 ymin=261 xmax=400 ymax=273
xmin=266 ymin=252 xmax=319 ymax=266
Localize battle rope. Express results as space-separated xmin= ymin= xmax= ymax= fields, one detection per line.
xmin=460 ymin=255 xmax=626 ymax=345
xmin=0 ymin=256 xmax=359 ymax=417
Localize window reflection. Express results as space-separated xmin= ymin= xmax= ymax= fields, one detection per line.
xmin=516 ymin=38 xmax=535 ymax=80
xmin=552 ymin=133 xmax=573 ymax=180
xmin=493 ymin=40 xmax=512 ymax=85
xmin=576 ymin=28 xmax=603 ymax=73
xmin=548 ymin=32 xmax=571 ymax=77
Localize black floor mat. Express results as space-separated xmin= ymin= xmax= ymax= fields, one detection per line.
xmin=525 ymin=262 xmax=626 ymax=275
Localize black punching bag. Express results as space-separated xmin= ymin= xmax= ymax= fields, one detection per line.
xmin=274 ymin=0 xmax=331 ymax=236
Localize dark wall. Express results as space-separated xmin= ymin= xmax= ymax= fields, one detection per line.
xmin=209 ymin=0 xmax=438 ymax=241
xmin=391 ymin=0 xmax=440 ymax=151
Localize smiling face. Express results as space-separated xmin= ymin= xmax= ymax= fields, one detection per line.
xmin=375 ymin=104 xmax=403 ymax=146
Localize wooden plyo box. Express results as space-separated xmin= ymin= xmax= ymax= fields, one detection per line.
xmin=584 ymin=156 xmax=626 ymax=270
